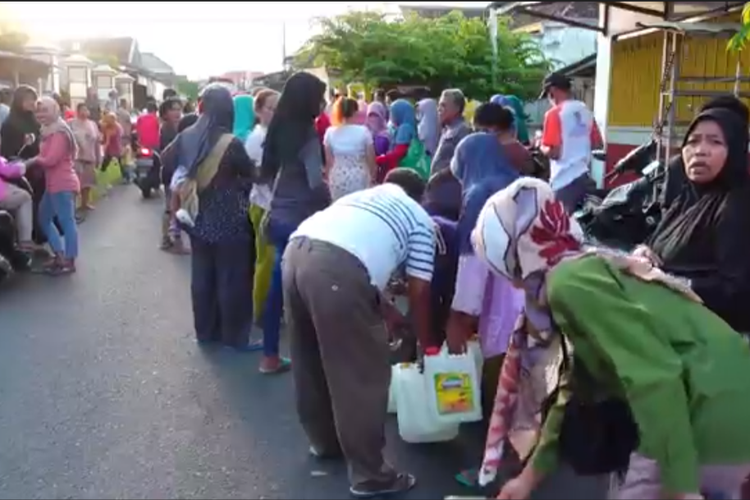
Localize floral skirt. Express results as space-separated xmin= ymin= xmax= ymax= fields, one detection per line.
xmin=328 ymin=158 xmax=370 ymax=201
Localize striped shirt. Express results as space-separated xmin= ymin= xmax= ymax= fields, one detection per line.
xmin=291 ymin=183 xmax=436 ymax=290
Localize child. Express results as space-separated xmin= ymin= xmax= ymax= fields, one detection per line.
xmin=170 ymin=164 xmax=195 ymax=227
xmin=100 ymin=112 xmax=122 ymax=178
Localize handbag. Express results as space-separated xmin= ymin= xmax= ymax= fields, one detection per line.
xmin=542 ymin=338 xmax=640 ymax=477
xmin=398 ymin=138 xmax=431 ymax=181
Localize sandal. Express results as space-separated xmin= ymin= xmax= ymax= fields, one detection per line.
xmin=349 ymin=473 xmax=416 ymax=499
xmin=259 ymin=357 xmax=291 ymax=375
xmin=454 ymin=468 xmax=479 ymax=487
xmin=44 ymin=261 xmax=75 ymax=276
xmin=230 ymin=338 xmax=264 ymax=352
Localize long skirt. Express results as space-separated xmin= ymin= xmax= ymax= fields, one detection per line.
xmin=249 ymin=204 xmax=274 ymax=325
xmin=190 ymin=236 xmax=254 ymax=348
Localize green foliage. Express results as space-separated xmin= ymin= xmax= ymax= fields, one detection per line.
xmin=176 ymin=79 xmax=200 ymax=100
xmin=0 ymin=31 xmax=28 ymax=53
xmin=88 ymin=53 xmax=120 ymax=69
xmin=298 ymin=10 xmax=550 ymax=101
xmin=728 ymin=2 xmax=750 ymax=52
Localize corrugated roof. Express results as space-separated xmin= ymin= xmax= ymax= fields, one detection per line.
xmin=140 ymin=52 xmax=174 ymax=74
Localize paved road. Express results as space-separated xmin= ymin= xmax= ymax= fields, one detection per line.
xmin=0 ymin=187 xmax=604 ymax=499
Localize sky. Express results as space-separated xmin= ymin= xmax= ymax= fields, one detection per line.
xmin=4 ymin=1 xmax=490 ymax=80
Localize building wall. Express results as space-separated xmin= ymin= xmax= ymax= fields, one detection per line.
xmin=605 ymin=12 xmax=750 ymax=172
xmin=523 ymin=22 xmax=598 ymax=131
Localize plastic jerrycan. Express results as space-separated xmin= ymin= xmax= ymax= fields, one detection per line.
xmin=392 ymin=362 xmax=460 ymax=444
xmin=423 ymin=345 xmax=483 ymax=425
xmin=387 ymin=364 xmax=398 ymax=414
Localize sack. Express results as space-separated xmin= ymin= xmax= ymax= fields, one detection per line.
xmin=398 ymin=139 xmax=431 ymax=181
xmin=542 ymin=339 xmax=639 ymax=477
xmin=179 ymin=133 xmax=233 ymax=221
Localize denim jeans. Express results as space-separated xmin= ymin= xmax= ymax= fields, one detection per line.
xmin=261 ymin=218 xmax=296 ymax=357
xmin=39 ymin=191 xmax=78 ymax=259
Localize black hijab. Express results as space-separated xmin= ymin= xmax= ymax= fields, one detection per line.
xmin=662 ymin=96 xmax=750 ymax=209
xmin=260 ymin=72 xmax=326 ymax=182
xmin=0 ymin=85 xmax=40 ymax=159
xmin=174 ymin=84 xmax=234 ymax=178
xmin=649 ymin=108 xmax=750 ymax=330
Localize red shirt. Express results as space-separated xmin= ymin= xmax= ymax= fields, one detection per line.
xmin=315 ymin=114 xmax=331 ymax=144
xmin=135 ymin=113 xmax=160 ymax=150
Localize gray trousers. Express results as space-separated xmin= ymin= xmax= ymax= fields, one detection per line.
xmin=282 ymin=237 xmax=396 ymax=489
xmin=554 ymin=173 xmax=596 ymax=214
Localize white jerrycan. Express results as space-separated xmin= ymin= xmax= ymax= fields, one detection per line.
xmin=466 ymin=337 xmax=484 ymax=378
xmin=392 ymin=362 xmax=460 ymax=443
xmin=423 ymin=345 xmax=483 ymax=425
xmin=387 ymin=365 xmax=398 ymax=414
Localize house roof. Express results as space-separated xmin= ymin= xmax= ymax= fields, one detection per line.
xmin=492 ymin=1 xmax=744 ymax=33
xmin=60 ymin=37 xmax=139 ymax=66
xmin=557 ymin=53 xmax=596 ymax=78
xmin=492 ymin=2 xmax=600 ymax=30
xmin=140 ymin=52 xmax=174 ymax=75
xmin=399 ymin=4 xmax=487 ymax=18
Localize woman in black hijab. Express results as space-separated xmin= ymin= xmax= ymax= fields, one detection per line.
xmin=662 ymin=95 xmax=750 ymax=209
xmin=167 ymin=84 xmax=256 ymax=349
xmin=635 ymin=108 xmax=750 ymax=332
xmin=1 ymin=86 xmax=46 ymax=242
xmin=1 ymin=85 xmax=40 ymax=160
xmin=255 ymin=71 xmax=329 ymax=374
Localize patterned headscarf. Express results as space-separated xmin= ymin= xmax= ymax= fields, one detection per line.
xmin=472 ymin=177 xmax=583 ymax=280
xmin=473 ymin=177 xmax=701 ymax=486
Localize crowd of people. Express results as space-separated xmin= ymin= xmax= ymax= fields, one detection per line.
xmin=150 ymin=67 xmax=750 ymax=500
xmin=0 ymin=83 xmax=196 ymax=274
xmin=4 ymin=66 xmax=750 ymax=499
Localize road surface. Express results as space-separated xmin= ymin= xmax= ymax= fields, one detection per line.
xmin=0 ymin=186 xmax=604 ymax=499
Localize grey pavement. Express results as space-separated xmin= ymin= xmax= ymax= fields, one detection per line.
xmin=0 ymin=186 xmax=604 ymax=499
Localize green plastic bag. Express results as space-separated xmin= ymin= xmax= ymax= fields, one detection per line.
xmin=398 ymin=138 xmax=431 ymax=181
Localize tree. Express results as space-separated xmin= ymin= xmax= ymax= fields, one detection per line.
xmin=88 ymin=53 xmax=121 ymax=69
xmin=729 ymin=2 xmax=750 ymax=52
xmin=297 ymin=10 xmax=550 ymax=101
xmin=176 ymin=79 xmax=200 ymax=100
xmin=0 ymin=31 xmax=28 ymax=53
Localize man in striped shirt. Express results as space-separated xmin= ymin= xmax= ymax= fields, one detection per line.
xmin=282 ymin=168 xmax=434 ymax=498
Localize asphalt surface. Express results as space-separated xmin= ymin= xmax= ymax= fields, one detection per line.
xmin=0 ymin=186 xmax=605 ymax=499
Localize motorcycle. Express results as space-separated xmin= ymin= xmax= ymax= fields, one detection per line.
xmin=132 ymin=131 xmax=162 ymax=199
xmin=574 ymin=140 xmax=664 ymax=249
xmin=0 ymin=174 xmax=34 ymax=284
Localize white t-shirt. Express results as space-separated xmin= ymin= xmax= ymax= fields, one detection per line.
xmin=541 ymin=99 xmax=601 ymax=191
xmin=245 ymin=124 xmax=273 ymax=210
xmin=292 ymin=184 xmax=436 ymax=290
xmin=323 ymin=124 xmax=372 ymax=157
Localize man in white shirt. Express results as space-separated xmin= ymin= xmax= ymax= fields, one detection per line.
xmin=282 ymin=168 xmax=434 ymax=498
xmin=540 ymin=72 xmax=603 ymax=212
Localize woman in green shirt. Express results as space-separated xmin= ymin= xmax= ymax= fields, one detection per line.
xmin=471 ymin=173 xmax=750 ymax=498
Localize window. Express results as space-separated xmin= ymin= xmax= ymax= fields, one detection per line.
xmin=68 ymin=67 xmax=87 ymax=83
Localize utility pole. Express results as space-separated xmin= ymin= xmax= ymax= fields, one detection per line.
xmin=281 ymin=22 xmax=287 ymax=69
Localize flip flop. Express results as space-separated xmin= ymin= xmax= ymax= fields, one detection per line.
xmin=259 ymin=357 xmax=291 ymax=374
xmin=231 ymin=338 xmax=264 ymax=352
xmin=454 ymin=468 xmax=479 ymax=487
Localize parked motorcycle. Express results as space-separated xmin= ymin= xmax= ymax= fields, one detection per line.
xmin=0 ymin=210 xmax=32 ymax=284
xmin=575 ymin=140 xmax=664 ymax=249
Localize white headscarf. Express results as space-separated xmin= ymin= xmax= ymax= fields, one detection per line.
xmin=37 ymin=96 xmax=77 ymax=155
